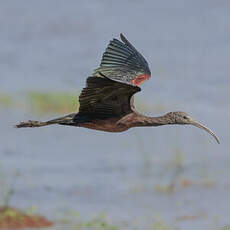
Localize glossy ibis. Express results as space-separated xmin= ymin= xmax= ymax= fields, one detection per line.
xmin=16 ymin=34 xmax=219 ymax=144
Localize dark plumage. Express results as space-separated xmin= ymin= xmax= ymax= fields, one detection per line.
xmin=93 ymin=33 xmax=151 ymax=85
xmin=16 ymin=34 xmax=220 ymax=144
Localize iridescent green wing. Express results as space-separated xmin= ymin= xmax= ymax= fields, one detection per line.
xmin=93 ymin=33 xmax=151 ymax=86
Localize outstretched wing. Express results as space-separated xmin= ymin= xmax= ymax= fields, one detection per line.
xmin=93 ymin=33 xmax=151 ymax=86
xmin=76 ymin=74 xmax=141 ymax=121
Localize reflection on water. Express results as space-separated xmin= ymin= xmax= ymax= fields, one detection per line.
xmin=0 ymin=0 xmax=230 ymax=229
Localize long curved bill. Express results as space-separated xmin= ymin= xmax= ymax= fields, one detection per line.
xmin=190 ymin=120 xmax=220 ymax=144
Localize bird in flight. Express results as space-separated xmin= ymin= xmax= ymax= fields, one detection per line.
xmin=16 ymin=33 xmax=220 ymax=144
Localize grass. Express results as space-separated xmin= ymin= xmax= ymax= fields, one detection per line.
xmin=74 ymin=216 xmax=118 ymax=230
xmin=58 ymin=212 xmax=119 ymax=230
xmin=0 ymin=91 xmax=78 ymax=115
xmin=152 ymin=220 xmax=178 ymax=230
xmin=0 ymin=93 xmax=12 ymax=108
xmin=59 ymin=212 xmax=181 ymax=230
xmin=27 ymin=91 xmax=79 ymax=115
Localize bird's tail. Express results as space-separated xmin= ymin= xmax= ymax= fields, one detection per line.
xmin=15 ymin=113 xmax=77 ymax=128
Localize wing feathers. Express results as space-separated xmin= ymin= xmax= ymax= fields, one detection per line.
xmin=93 ymin=34 xmax=151 ymax=85
xmin=78 ymin=76 xmax=140 ymax=120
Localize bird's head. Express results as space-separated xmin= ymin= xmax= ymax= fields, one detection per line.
xmin=165 ymin=111 xmax=220 ymax=144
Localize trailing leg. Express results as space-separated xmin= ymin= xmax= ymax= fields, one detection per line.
xmin=15 ymin=113 xmax=77 ymax=128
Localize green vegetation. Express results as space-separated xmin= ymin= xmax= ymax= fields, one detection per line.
xmin=59 ymin=213 xmax=180 ymax=230
xmin=0 ymin=93 xmax=12 ymax=108
xmin=0 ymin=91 xmax=79 ymax=115
xmin=58 ymin=212 xmax=119 ymax=230
xmin=27 ymin=91 xmax=79 ymax=115
xmin=152 ymin=220 xmax=178 ymax=230
xmin=74 ymin=216 xmax=118 ymax=230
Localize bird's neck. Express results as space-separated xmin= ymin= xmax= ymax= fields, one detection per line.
xmin=134 ymin=114 xmax=173 ymax=127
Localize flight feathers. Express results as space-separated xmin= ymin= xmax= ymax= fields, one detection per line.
xmin=93 ymin=33 xmax=151 ymax=84
xmin=78 ymin=76 xmax=140 ymax=120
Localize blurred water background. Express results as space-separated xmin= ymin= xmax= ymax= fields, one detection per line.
xmin=0 ymin=1 xmax=230 ymax=229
